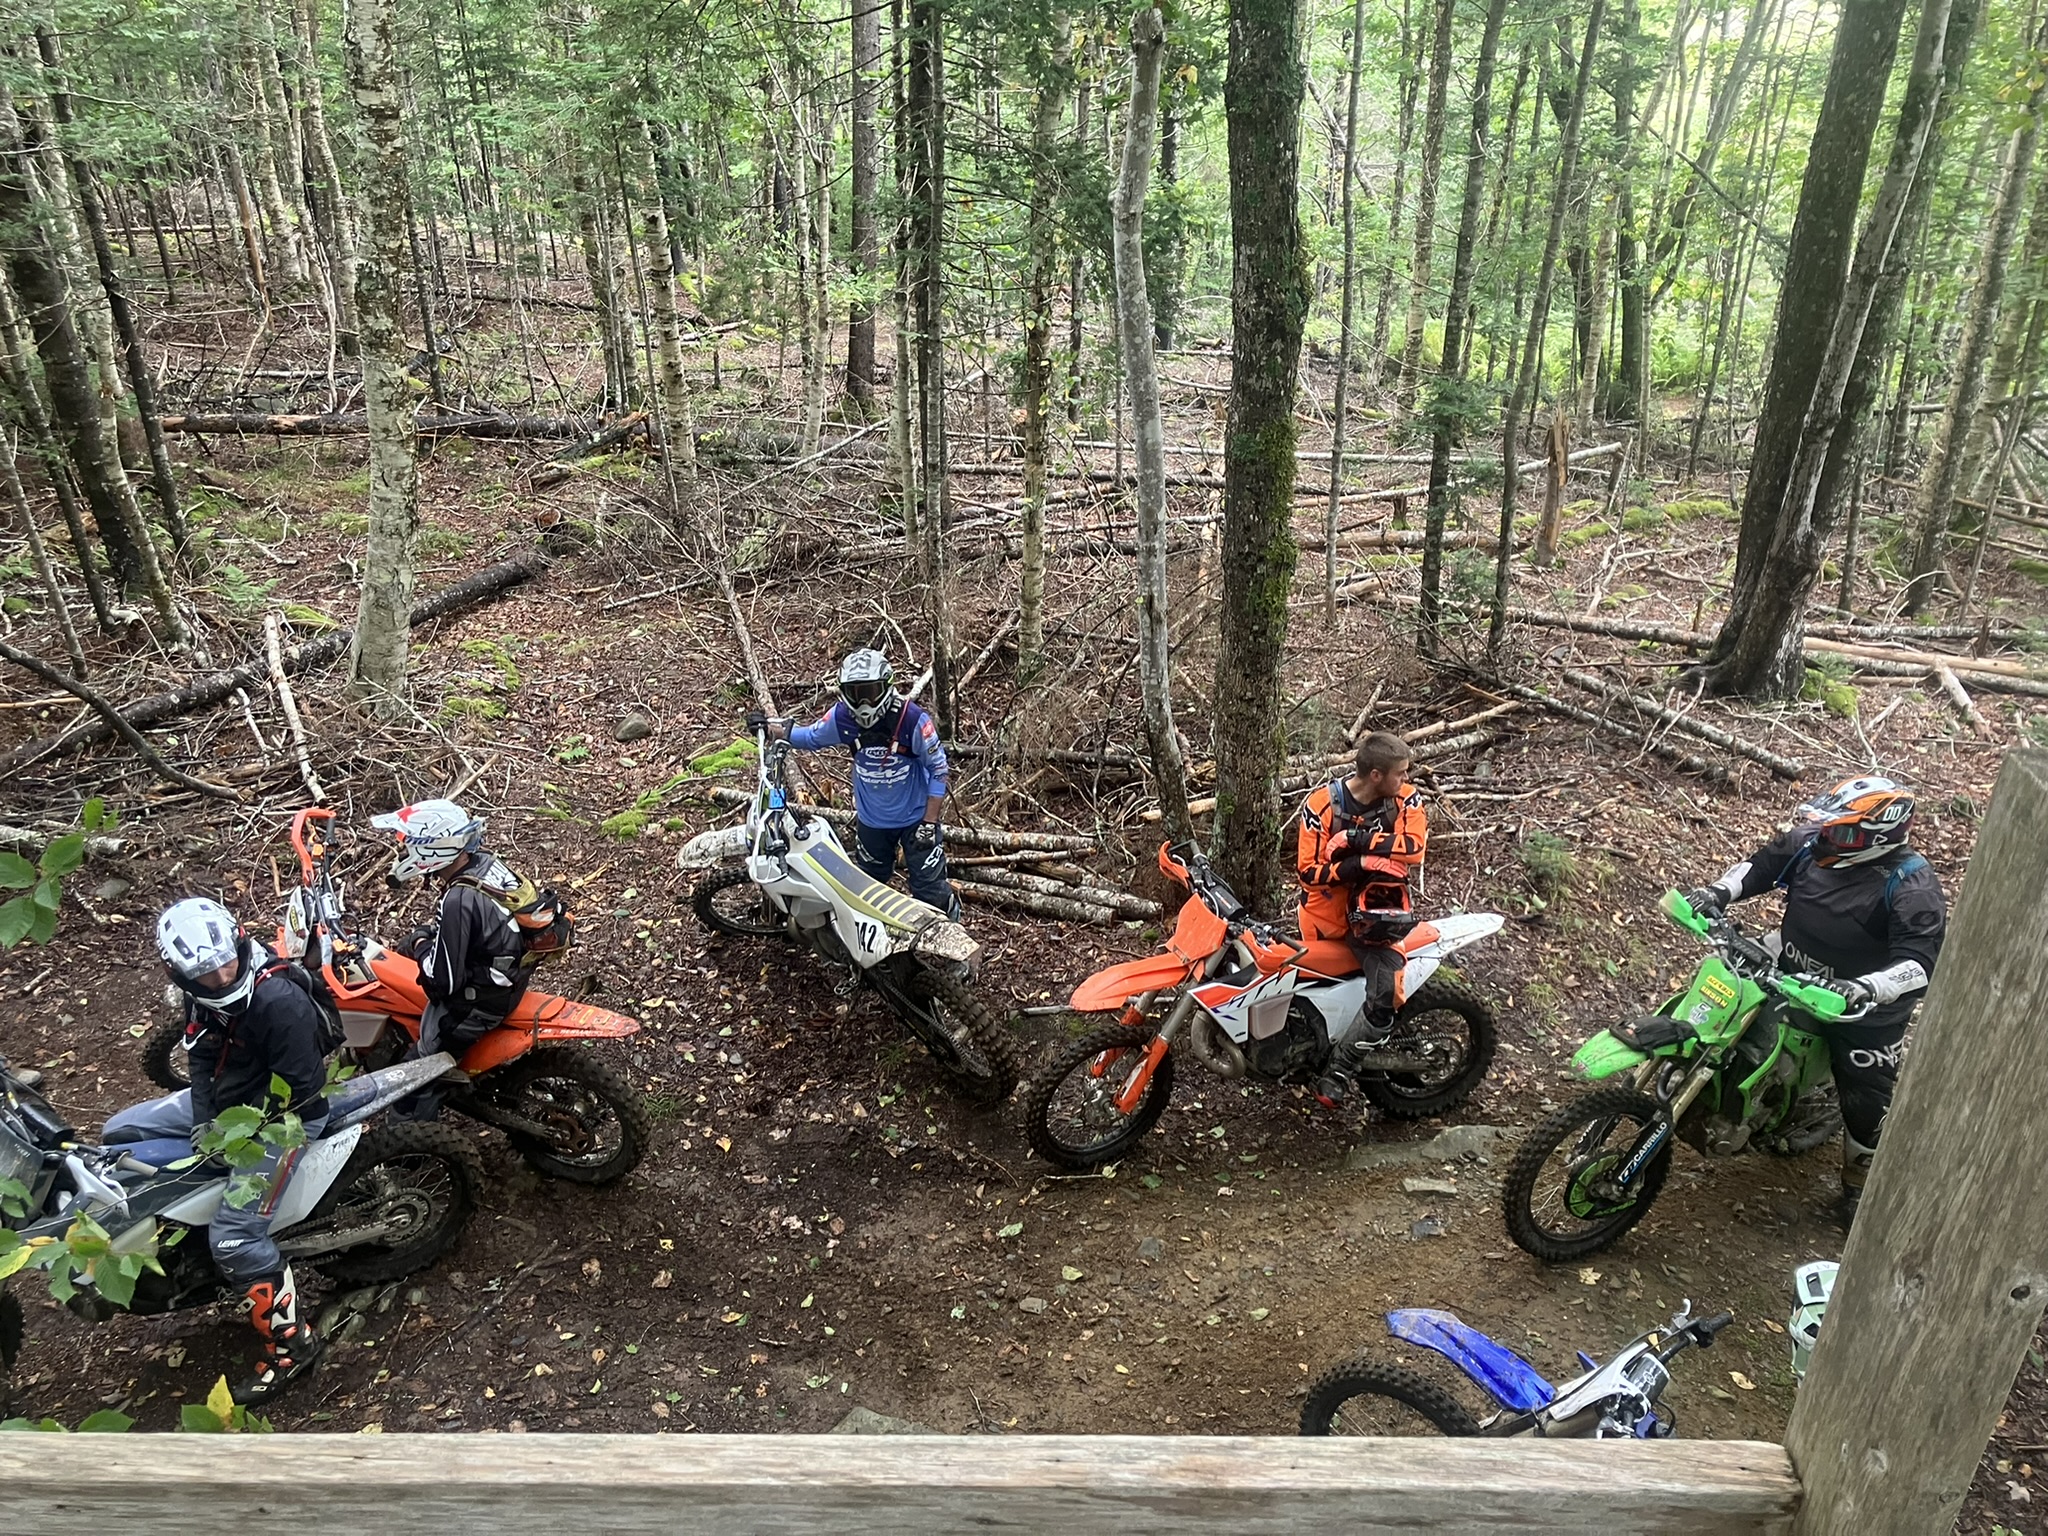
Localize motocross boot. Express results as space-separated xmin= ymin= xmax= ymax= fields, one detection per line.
xmin=1314 ymin=1011 xmax=1393 ymax=1108
xmin=1835 ymin=1132 xmax=1877 ymax=1231
xmin=233 ymin=1264 xmax=324 ymax=1405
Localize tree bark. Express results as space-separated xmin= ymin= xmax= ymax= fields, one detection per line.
xmin=1396 ymin=0 xmax=1456 ymax=417
xmin=908 ymin=0 xmax=954 ymax=733
xmin=1019 ymin=16 xmax=1071 ymax=680
xmin=846 ymin=0 xmax=883 ymax=409
xmin=238 ymin=0 xmax=305 ymax=285
xmin=1113 ymin=6 xmax=1194 ymax=846
xmin=635 ymin=115 xmax=699 ymax=488
xmin=1212 ymin=0 xmax=1310 ymax=905
xmin=1963 ymin=162 xmax=2048 ymax=500
xmin=291 ymin=0 xmax=360 ymax=356
xmin=342 ymin=0 xmax=422 ymax=709
xmin=1325 ymin=0 xmax=1367 ymax=625
xmin=0 ymin=428 xmax=85 ymax=676
xmin=1369 ymin=0 xmax=1421 ymax=368
xmin=1488 ymin=2 xmax=1606 ymax=655
xmin=1906 ymin=52 xmax=2044 ymax=611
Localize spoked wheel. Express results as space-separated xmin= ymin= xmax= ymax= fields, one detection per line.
xmin=140 ymin=1017 xmax=190 ymax=1091
xmin=879 ymin=969 xmax=1021 ymax=1106
xmin=1502 ymin=1085 xmax=1673 ymax=1262
xmin=1022 ymin=1023 xmax=1175 ymax=1172
xmin=301 ymin=1122 xmax=483 ymax=1286
xmin=1358 ymin=975 xmax=1497 ymax=1119
xmin=1762 ymin=1081 xmax=1843 ymax=1156
xmin=481 ymin=1046 xmax=652 ymax=1185
xmin=691 ymin=865 xmax=787 ymax=938
xmin=1299 ymin=1359 xmax=1482 ymax=1436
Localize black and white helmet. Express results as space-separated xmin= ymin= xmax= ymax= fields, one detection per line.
xmin=157 ymin=897 xmax=257 ymax=1013
xmin=838 ymin=649 xmax=896 ymax=728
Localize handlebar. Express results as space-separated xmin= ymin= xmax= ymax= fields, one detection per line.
xmin=1662 ymin=889 xmax=1872 ymax=1022
xmin=290 ymin=806 xmax=337 ymax=881
xmin=1657 ymin=1310 xmax=1734 ymax=1364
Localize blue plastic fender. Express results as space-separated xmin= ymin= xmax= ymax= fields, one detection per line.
xmin=1386 ymin=1308 xmax=1556 ymax=1414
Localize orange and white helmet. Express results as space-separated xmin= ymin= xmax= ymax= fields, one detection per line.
xmin=371 ymin=798 xmax=485 ymax=882
xmin=1799 ymin=776 xmax=1915 ymax=867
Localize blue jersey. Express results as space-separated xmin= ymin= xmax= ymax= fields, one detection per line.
xmin=789 ymin=698 xmax=950 ymax=830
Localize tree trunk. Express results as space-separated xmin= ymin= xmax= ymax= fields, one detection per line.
xmin=1066 ymin=39 xmax=1094 ymax=426
xmin=1611 ymin=0 xmax=1648 ymax=433
xmin=1325 ymin=0 xmax=1367 ymax=625
xmin=1397 ymin=0 xmax=1456 ymax=417
xmin=291 ymin=0 xmax=359 ymax=356
xmin=908 ymin=0 xmax=954 ymax=734
xmin=635 ymin=116 xmax=699 ymax=489
xmin=1212 ymin=0 xmax=1309 ymax=906
xmin=1963 ymin=162 xmax=2048 ymax=500
xmin=804 ymin=98 xmax=831 ymax=455
xmin=1369 ymin=0 xmax=1421 ymax=368
xmin=1488 ymin=1 xmax=1607 ymax=654
xmin=1573 ymin=188 xmax=1617 ymax=436
xmin=1019 ymin=16 xmax=1071 ymax=680
xmin=1 ymin=427 xmax=86 ymax=677
xmin=238 ymin=0 xmax=304 ymax=285
xmin=1113 ymin=6 xmax=1194 ymax=845
xmin=342 ymin=0 xmax=422 ymax=709
xmin=1907 ymin=55 xmax=2044 ymax=610
xmin=1704 ymin=0 xmax=1960 ymax=695
xmin=846 ymin=0 xmax=883 ymax=409
xmin=1417 ymin=0 xmax=1509 ymax=646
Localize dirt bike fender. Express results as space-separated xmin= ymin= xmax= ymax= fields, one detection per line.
xmin=460 ymin=998 xmax=643 ymax=1075
xmin=1400 ymin=911 xmax=1504 ymax=961
xmin=1388 ymin=1308 xmax=1555 ymax=1414
xmin=1072 ymin=953 xmax=1198 ymax=1013
xmin=677 ymin=825 xmax=750 ymax=871
xmin=267 ymin=1126 xmax=365 ymax=1229
xmin=1574 ymin=1029 xmax=1651 ymax=1080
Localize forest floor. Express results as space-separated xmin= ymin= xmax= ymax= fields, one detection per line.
xmin=1 ymin=286 xmax=2044 ymax=1529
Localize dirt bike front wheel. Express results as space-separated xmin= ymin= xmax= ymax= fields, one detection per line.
xmin=881 ymin=969 xmax=1021 ymax=1105
xmin=483 ymin=1046 xmax=652 ymax=1185
xmin=304 ymin=1121 xmax=483 ymax=1286
xmin=691 ymin=865 xmax=788 ymax=938
xmin=140 ymin=1017 xmax=190 ymax=1091
xmin=1358 ymin=974 xmax=1497 ymax=1119
xmin=1299 ymin=1359 xmax=1482 ymax=1436
xmin=1502 ymin=1084 xmax=1673 ymax=1262
xmin=1022 ymin=1022 xmax=1175 ymax=1171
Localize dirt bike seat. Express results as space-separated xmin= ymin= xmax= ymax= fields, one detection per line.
xmin=1248 ymin=931 xmax=1362 ymax=980
xmin=1610 ymin=1014 xmax=1696 ymax=1052
xmin=801 ymin=841 xmax=944 ymax=934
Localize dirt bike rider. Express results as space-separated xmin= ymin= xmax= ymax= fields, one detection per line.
xmin=1297 ymin=732 xmax=1429 ymax=1108
xmin=103 ymin=898 xmax=331 ymax=1403
xmin=1683 ymin=775 xmax=1946 ymax=1226
xmin=372 ymin=798 xmax=548 ymax=1117
xmin=754 ymin=649 xmax=961 ymax=920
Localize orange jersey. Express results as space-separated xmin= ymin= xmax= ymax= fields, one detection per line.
xmin=1296 ymin=779 xmax=1428 ymax=941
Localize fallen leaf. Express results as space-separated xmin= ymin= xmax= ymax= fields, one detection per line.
xmin=1578 ymin=1269 xmax=1601 ymax=1286
xmin=997 ymin=1222 xmax=1024 ymax=1239
xmin=1061 ymin=1266 xmax=1084 ymax=1282
xmin=532 ymin=1364 xmax=554 ymax=1377
xmin=1730 ymin=1371 xmax=1756 ymax=1391
xmin=166 ymin=1344 xmax=186 ymax=1368
xmin=1249 ymin=1308 xmax=1271 ymax=1321
xmin=716 ymin=1136 xmax=732 ymax=1152
xmin=1114 ymin=1364 xmax=1130 ymax=1375
xmin=800 ymin=1292 xmax=814 ymax=1309
xmin=1762 ymin=1319 xmax=1786 ymax=1334
xmin=651 ymin=1270 xmax=673 ymax=1290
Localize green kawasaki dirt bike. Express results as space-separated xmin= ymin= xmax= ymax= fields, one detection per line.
xmin=1502 ymin=890 xmax=1863 ymax=1262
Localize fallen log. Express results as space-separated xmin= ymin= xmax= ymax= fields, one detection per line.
xmin=961 ymin=864 xmax=1161 ymax=919
xmin=1802 ymin=635 xmax=2044 ymax=682
xmin=528 ymin=412 xmax=650 ymax=490
xmin=1933 ymin=665 xmax=1995 ymax=741
xmin=1498 ymin=682 xmax=1732 ymax=783
xmin=702 ymin=787 xmax=1096 ymax=852
xmin=1559 ymin=670 xmax=1805 ymax=780
xmin=1140 ymin=729 xmax=1500 ymax=822
xmin=0 ymin=825 xmax=122 ymax=857
xmin=157 ymin=412 xmax=596 ymax=440
xmin=953 ymin=877 xmax=1117 ymax=925
xmin=0 ymin=639 xmax=238 ymax=799
xmin=0 ymin=550 xmax=550 ymax=777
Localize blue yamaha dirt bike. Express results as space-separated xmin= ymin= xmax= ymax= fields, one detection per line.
xmin=1500 ymin=889 xmax=1864 ymax=1262
xmin=1300 ymin=1302 xmax=1732 ymax=1437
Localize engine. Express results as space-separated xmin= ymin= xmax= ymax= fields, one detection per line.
xmin=1243 ymin=998 xmax=1335 ymax=1083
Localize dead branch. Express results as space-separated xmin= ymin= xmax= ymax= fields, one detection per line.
xmin=1496 ymin=681 xmax=1732 ymax=783
xmin=1933 ymin=665 xmax=1995 ymax=741
xmin=157 ymin=411 xmax=599 ymax=439
xmin=264 ymin=613 xmax=325 ymax=803
xmin=0 ymin=825 xmax=122 ymax=856
xmin=1559 ymin=669 xmax=1805 ymax=779
xmin=961 ymin=864 xmax=1161 ymax=919
xmin=0 ymin=639 xmax=239 ymax=799
xmin=953 ymin=877 xmax=1117 ymax=925
xmin=702 ymin=786 xmax=1096 ymax=852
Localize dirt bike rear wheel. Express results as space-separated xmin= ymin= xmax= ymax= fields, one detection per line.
xmin=1299 ymin=1358 xmax=1482 ymax=1436
xmin=1022 ymin=1022 xmax=1175 ymax=1171
xmin=882 ymin=969 xmax=1021 ymax=1105
xmin=140 ymin=1017 xmax=190 ymax=1091
xmin=1358 ymin=975 xmax=1497 ymax=1119
xmin=1502 ymin=1084 xmax=1673 ymax=1262
xmin=485 ymin=1046 xmax=652 ymax=1185
xmin=305 ymin=1122 xmax=483 ymax=1286
xmin=691 ymin=864 xmax=787 ymax=938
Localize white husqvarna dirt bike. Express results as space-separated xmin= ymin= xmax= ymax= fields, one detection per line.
xmin=679 ymin=728 xmax=1021 ymax=1103
xmin=1022 ymin=842 xmax=1502 ymax=1170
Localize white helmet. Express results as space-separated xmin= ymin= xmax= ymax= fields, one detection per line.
xmin=838 ymin=649 xmax=896 ymax=728
xmin=1788 ymin=1260 xmax=1839 ymax=1379
xmin=372 ymin=798 xmax=485 ymax=883
xmin=157 ymin=897 xmax=257 ymax=1013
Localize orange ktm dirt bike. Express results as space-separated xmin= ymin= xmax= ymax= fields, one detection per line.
xmin=138 ymin=807 xmax=651 ymax=1185
xmin=1022 ymin=842 xmax=1502 ymax=1171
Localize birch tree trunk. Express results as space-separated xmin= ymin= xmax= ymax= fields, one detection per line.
xmin=846 ymin=0 xmax=882 ymax=410
xmin=1962 ymin=162 xmax=2048 ymax=500
xmin=802 ymin=99 xmax=831 ymax=456
xmin=1907 ymin=53 xmax=2044 ymax=610
xmin=1325 ymin=0 xmax=1366 ymax=625
xmin=1019 ymin=15 xmax=1071 ymax=680
xmin=292 ymin=0 xmax=359 ymax=355
xmin=908 ymin=0 xmax=955 ymax=732
xmin=1213 ymin=0 xmax=1309 ymax=904
xmin=342 ymin=0 xmax=421 ymax=708
xmin=636 ymin=116 xmax=699 ymax=489
xmin=1112 ymin=5 xmax=1193 ymax=845
xmin=1397 ymin=0 xmax=1456 ymax=418
xmin=1369 ymin=0 xmax=1421 ymax=368
xmin=239 ymin=0 xmax=304 ymax=285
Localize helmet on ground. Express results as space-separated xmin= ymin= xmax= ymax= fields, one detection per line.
xmin=838 ymin=649 xmax=896 ymax=728
xmin=157 ymin=897 xmax=257 ymax=1013
xmin=1788 ymin=1260 xmax=1839 ymax=1379
xmin=1800 ymin=776 xmax=1915 ymax=867
xmin=372 ymin=798 xmax=486 ymax=882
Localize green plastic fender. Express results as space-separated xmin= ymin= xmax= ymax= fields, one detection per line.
xmin=1573 ymin=1029 xmax=1650 ymax=1081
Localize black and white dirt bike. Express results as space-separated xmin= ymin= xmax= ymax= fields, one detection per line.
xmin=0 ymin=1052 xmax=481 ymax=1353
xmin=679 ymin=726 xmax=1021 ymax=1103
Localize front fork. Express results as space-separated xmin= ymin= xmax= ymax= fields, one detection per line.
xmin=1611 ymin=1058 xmax=1714 ymax=1188
xmin=1097 ymin=948 xmax=1229 ymax=1114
